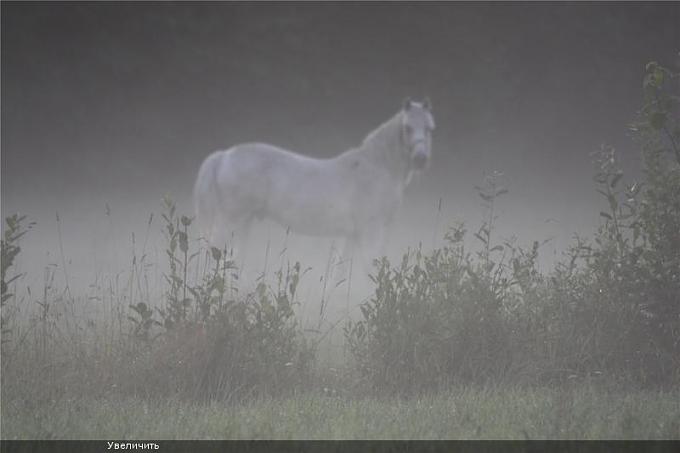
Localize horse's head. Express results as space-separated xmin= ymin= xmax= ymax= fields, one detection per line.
xmin=400 ymin=98 xmax=435 ymax=171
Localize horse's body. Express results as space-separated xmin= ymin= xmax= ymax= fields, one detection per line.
xmin=194 ymin=100 xmax=434 ymax=269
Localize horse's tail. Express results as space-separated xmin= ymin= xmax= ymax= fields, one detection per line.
xmin=193 ymin=151 xmax=224 ymax=242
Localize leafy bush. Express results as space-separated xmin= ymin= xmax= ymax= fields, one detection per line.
xmin=1 ymin=214 xmax=32 ymax=345
xmin=122 ymin=198 xmax=315 ymax=400
xmin=345 ymin=178 xmax=546 ymax=393
xmin=544 ymin=61 xmax=680 ymax=386
xmin=1 ymin=199 xmax=314 ymax=404
xmin=346 ymin=61 xmax=680 ymax=393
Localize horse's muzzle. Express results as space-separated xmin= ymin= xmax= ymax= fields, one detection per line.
xmin=412 ymin=152 xmax=428 ymax=170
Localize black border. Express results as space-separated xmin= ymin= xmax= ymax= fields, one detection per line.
xmin=2 ymin=440 xmax=680 ymax=453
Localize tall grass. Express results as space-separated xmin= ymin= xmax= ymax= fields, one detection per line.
xmin=1 ymin=198 xmax=316 ymax=405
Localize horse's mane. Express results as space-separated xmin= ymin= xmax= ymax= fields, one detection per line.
xmin=352 ymin=111 xmax=408 ymax=176
xmin=361 ymin=112 xmax=399 ymax=147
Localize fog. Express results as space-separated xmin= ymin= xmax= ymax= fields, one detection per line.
xmin=2 ymin=2 xmax=678 ymax=305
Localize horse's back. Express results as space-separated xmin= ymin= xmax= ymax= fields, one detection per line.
xmin=199 ymin=143 xmax=317 ymax=206
xmin=218 ymin=142 xmax=331 ymax=188
xmin=223 ymin=142 xmax=324 ymax=172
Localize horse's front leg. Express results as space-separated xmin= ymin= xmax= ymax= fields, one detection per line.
xmin=336 ymin=233 xmax=359 ymax=283
xmin=341 ymin=226 xmax=385 ymax=279
xmin=361 ymin=226 xmax=387 ymax=274
xmin=232 ymin=217 xmax=254 ymax=277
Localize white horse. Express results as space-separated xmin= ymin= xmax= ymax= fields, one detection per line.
xmin=193 ymin=99 xmax=434 ymax=272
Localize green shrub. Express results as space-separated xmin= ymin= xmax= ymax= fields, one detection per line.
xmin=1 ymin=214 xmax=34 ymax=349
xmin=346 ymin=61 xmax=680 ymax=393
xmin=543 ymin=61 xmax=680 ymax=386
xmin=345 ymin=178 xmax=545 ymax=392
xmin=122 ymin=198 xmax=315 ymax=401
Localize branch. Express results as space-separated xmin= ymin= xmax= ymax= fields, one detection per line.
xmin=662 ymin=124 xmax=680 ymax=165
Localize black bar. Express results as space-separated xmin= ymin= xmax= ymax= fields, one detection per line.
xmin=2 ymin=441 xmax=680 ymax=453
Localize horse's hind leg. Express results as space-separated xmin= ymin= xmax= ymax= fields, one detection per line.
xmin=217 ymin=215 xmax=254 ymax=276
xmin=195 ymin=196 xmax=217 ymax=246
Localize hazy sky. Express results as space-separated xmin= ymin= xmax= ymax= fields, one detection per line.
xmin=2 ymin=2 xmax=679 ymax=282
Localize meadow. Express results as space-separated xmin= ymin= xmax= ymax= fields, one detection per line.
xmin=4 ymin=387 xmax=679 ymax=440
xmin=1 ymin=62 xmax=679 ymax=440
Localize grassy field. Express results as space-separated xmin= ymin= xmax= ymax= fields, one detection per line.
xmin=2 ymin=63 xmax=678 ymax=442
xmin=3 ymin=386 xmax=679 ymax=440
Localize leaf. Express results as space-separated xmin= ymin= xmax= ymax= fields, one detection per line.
xmin=653 ymin=67 xmax=665 ymax=86
xmin=210 ymin=247 xmax=222 ymax=261
xmin=178 ymin=231 xmax=188 ymax=254
xmin=643 ymin=73 xmax=655 ymax=91
xmin=610 ymin=172 xmax=623 ymax=189
xmin=593 ymin=174 xmax=608 ymax=185
xmin=474 ymin=233 xmax=488 ymax=244
xmin=599 ymin=211 xmax=612 ymax=220
xmin=5 ymin=273 xmax=23 ymax=285
xmin=649 ymin=112 xmax=666 ymax=131
xmin=607 ymin=194 xmax=618 ymax=212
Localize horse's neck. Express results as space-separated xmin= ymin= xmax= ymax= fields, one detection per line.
xmin=354 ymin=115 xmax=409 ymax=183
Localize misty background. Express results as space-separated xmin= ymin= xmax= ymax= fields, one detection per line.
xmin=2 ymin=2 xmax=679 ymax=297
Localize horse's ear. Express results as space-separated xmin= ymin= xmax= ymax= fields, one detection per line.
xmin=402 ymin=97 xmax=413 ymax=111
xmin=423 ymin=97 xmax=432 ymax=111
